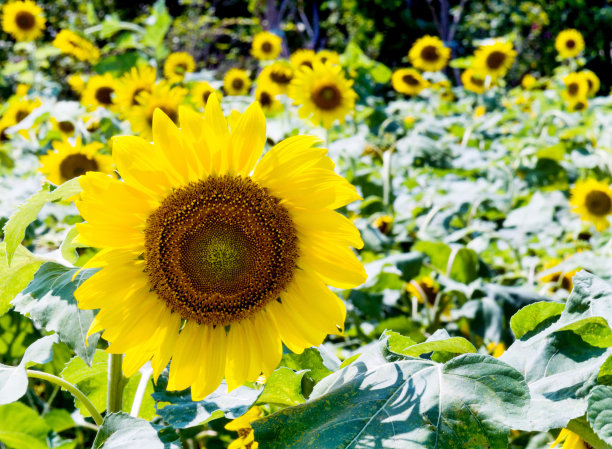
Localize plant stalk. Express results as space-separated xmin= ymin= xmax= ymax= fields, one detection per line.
xmin=107 ymin=353 xmax=125 ymax=414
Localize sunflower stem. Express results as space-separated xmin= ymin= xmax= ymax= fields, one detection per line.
xmin=26 ymin=369 xmax=104 ymax=426
xmin=130 ymin=364 xmax=153 ymax=418
xmin=107 ymin=353 xmax=125 ymax=414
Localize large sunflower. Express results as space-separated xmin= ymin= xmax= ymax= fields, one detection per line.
xmin=408 ymin=35 xmax=451 ymax=72
xmin=1 ymin=0 xmax=45 ymax=42
xmin=473 ymin=40 xmax=516 ymax=78
xmin=81 ymin=74 xmax=118 ymax=111
xmin=223 ymin=69 xmax=252 ymax=96
xmin=53 ymin=29 xmax=100 ymax=64
xmin=74 ymin=95 xmax=366 ymax=399
xmin=163 ymin=52 xmax=195 ymax=84
xmin=39 ymin=136 xmax=113 ymax=185
xmin=562 ymin=72 xmax=589 ymax=102
xmin=555 ymin=29 xmax=584 ymax=59
xmin=289 ymin=61 xmax=357 ymax=129
xmin=115 ymin=64 xmax=157 ymax=111
xmin=570 ymin=178 xmax=612 ymax=231
xmin=251 ymin=31 xmax=282 ymax=61
xmin=258 ymin=61 xmax=294 ymax=94
xmin=391 ymin=68 xmax=428 ymax=96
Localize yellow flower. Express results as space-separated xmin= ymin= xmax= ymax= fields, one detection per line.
xmin=163 ymin=52 xmax=195 ymax=83
xmin=190 ymin=81 xmax=220 ymax=109
xmin=3 ymin=97 xmax=41 ymax=125
xmin=251 ymin=31 xmax=282 ymax=61
xmin=408 ymin=35 xmax=451 ymax=72
xmin=391 ymin=68 xmax=428 ymax=96
xmin=539 ymin=258 xmax=578 ymax=292
xmin=74 ymin=95 xmax=366 ymax=399
xmin=316 ymin=49 xmax=340 ymax=65
xmin=124 ymin=82 xmax=187 ymax=140
xmin=567 ymin=97 xmax=588 ymax=112
xmin=38 ymin=136 xmax=113 ymax=185
xmin=1 ymin=0 xmax=45 ymax=42
xmin=0 ymin=117 xmax=15 ymax=143
xmin=581 ymin=70 xmax=600 ymax=97
xmin=290 ymin=49 xmax=317 ymax=71
xmin=53 ymin=30 xmax=100 ymax=63
xmin=473 ymin=40 xmax=516 ymax=79
xmin=255 ymin=82 xmax=282 ymax=115
xmin=115 ymin=64 xmax=157 ymax=111
xmin=555 ymin=29 xmax=584 ymax=59
xmin=374 ymin=215 xmax=392 ymax=234
xmin=521 ymin=74 xmax=537 ymax=90
xmin=406 ymin=276 xmax=438 ymax=306
xmin=474 ymin=105 xmax=486 ymax=118
xmin=486 ymin=342 xmax=506 ymax=358
xmin=68 ymin=74 xmax=86 ymax=94
xmin=225 ymin=406 xmax=263 ymax=449
xmin=570 ymin=178 xmax=612 ymax=231
xmin=289 ymin=61 xmax=357 ymax=129
xmin=81 ymin=74 xmax=118 ymax=111
xmin=16 ymin=83 xmax=29 ymax=97
xmin=223 ymin=68 xmax=252 ymax=96
xmin=549 ymin=429 xmax=589 ymax=449
xmin=258 ymin=61 xmax=294 ymax=94
xmin=50 ymin=117 xmax=76 ymax=138
xmin=461 ymin=68 xmax=488 ymax=94
xmin=562 ymin=72 xmax=589 ymax=102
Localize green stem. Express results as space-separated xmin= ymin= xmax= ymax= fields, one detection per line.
xmin=26 ymin=370 xmax=103 ymax=426
xmin=107 ymin=353 xmax=125 ymax=414
xmin=130 ymin=365 xmax=152 ymax=417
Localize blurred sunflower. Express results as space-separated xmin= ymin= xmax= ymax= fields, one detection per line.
xmin=567 ymin=97 xmax=588 ymax=113
xmin=289 ymin=61 xmax=357 ymax=128
xmin=258 ymin=61 xmax=294 ymax=94
xmin=74 ymin=95 xmax=365 ymax=399
xmin=1 ymin=0 xmax=45 ymax=42
xmin=521 ymin=74 xmax=536 ymax=90
xmin=562 ymin=72 xmax=589 ymax=102
xmin=163 ymin=52 xmax=195 ymax=84
xmin=53 ymin=30 xmax=100 ymax=63
xmin=125 ymin=82 xmax=187 ymax=140
xmin=290 ymin=49 xmax=317 ymax=71
xmin=406 ymin=276 xmax=438 ymax=306
xmin=50 ymin=117 xmax=76 ymax=138
xmin=539 ymin=259 xmax=578 ymax=292
xmin=549 ymin=429 xmax=588 ymax=449
xmin=570 ymin=179 xmax=612 ymax=231
xmin=224 ymin=68 xmax=252 ymax=96
xmin=191 ymin=81 xmax=219 ymax=109
xmin=4 ymin=97 xmax=41 ymax=124
xmin=555 ymin=29 xmax=584 ymax=59
xmin=115 ymin=64 xmax=157 ymax=110
xmin=461 ymin=68 xmax=487 ymax=94
xmin=391 ymin=68 xmax=428 ymax=96
xmin=251 ymin=31 xmax=282 ymax=61
xmin=39 ymin=137 xmax=113 ymax=185
xmin=255 ymin=82 xmax=282 ymax=115
xmin=581 ymin=70 xmax=600 ymax=97
xmin=317 ymin=49 xmax=340 ymax=65
xmin=374 ymin=215 xmax=392 ymax=234
xmin=473 ymin=40 xmax=516 ymax=78
xmin=82 ymin=74 xmax=118 ymax=110
xmin=486 ymin=342 xmax=506 ymax=358
xmin=408 ymin=35 xmax=451 ymax=72
xmin=225 ymin=406 xmax=263 ymax=449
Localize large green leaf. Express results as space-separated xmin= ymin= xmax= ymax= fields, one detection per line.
xmin=587 ymin=385 xmax=612 ymax=445
xmin=386 ymin=329 xmax=476 ymax=359
xmin=0 ymin=402 xmax=50 ymax=449
xmin=510 ymin=301 xmax=565 ymax=339
xmin=253 ymin=341 xmax=529 ymax=448
xmin=257 ymin=368 xmax=307 ymax=407
xmin=0 ymin=243 xmax=44 ymax=317
xmin=93 ymin=412 xmax=178 ymax=449
xmin=12 ymin=263 xmax=99 ymax=364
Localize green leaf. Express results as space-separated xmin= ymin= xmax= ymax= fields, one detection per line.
xmin=510 ymin=301 xmax=565 ymax=339
xmin=0 ymin=402 xmax=50 ymax=449
xmin=44 ymin=409 xmax=75 ymax=433
xmin=254 ymin=349 xmax=529 ymax=448
xmin=142 ymin=0 xmax=171 ymax=51
xmin=0 ymin=243 xmax=44 ymax=317
xmin=12 ymin=263 xmax=99 ymax=364
xmin=413 ymin=241 xmax=479 ymax=284
xmin=257 ymin=367 xmax=307 ymax=407
xmin=280 ymin=348 xmax=333 ymax=383
xmin=93 ymin=52 xmax=142 ymax=76
xmin=3 ymin=179 xmax=81 ymax=266
xmin=93 ymin=412 xmax=175 ymax=449
xmin=386 ymin=329 xmax=476 ymax=358
xmin=587 ymin=385 xmax=612 ymax=445
xmin=0 ymin=334 xmax=58 ymax=405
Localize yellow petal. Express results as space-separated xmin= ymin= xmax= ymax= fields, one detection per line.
xmin=225 ymin=322 xmax=250 ymax=391
xmin=228 ymin=101 xmax=266 ymax=175
xmin=167 ymin=321 xmax=207 ymax=391
xmin=203 ymin=93 xmax=230 ymax=174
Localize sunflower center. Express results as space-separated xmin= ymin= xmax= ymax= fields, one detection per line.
xmin=486 ymin=51 xmax=506 ymax=70
xmin=259 ymin=91 xmax=272 ymax=107
xmin=402 ymin=74 xmax=420 ymax=86
xmin=261 ymin=41 xmax=273 ymax=53
xmin=421 ymin=45 xmax=439 ymax=62
xmin=568 ymin=82 xmax=579 ymax=96
xmin=16 ymin=109 xmax=29 ymax=122
xmin=175 ymin=64 xmax=187 ymax=75
xmin=585 ymin=190 xmax=612 ymax=216
xmin=232 ymin=78 xmax=244 ymax=90
xmin=144 ymin=175 xmax=299 ymax=326
xmin=300 ymin=61 xmax=313 ymax=69
xmin=131 ymin=88 xmax=146 ymax=105
xmin=566 ymin=39 xmax=576 ymax=49
xmin=471 ymin=75 xmax=484 ymax=87
xmin=574 ymin=100 xmax=586 ymax=111
xmin=270 ymin=71 xmax=292 ymax=85
xmin=58 ymin=121 xmax=75 ymax=133
xmin=95 ymin=87 xmax=114 ymax=105
xmin=311 ymin=84 xmax=342 ymax=110
xmin=147 ymin=106 xmax=178 ymax=127
xmin=15 ymin=11 xmax=36 ymax=31
xmin=59 ymin=154 xmax=99 ymax=180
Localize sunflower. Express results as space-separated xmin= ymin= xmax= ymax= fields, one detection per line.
xmin=289 ymin=61 xmax=357 ymax=129
xmin=125 ymin=82 xmax=187 ymax=140
xmin=68 ymin=74 xmax=86 ymax=95
xmin=290 ymin=49 xmax=317 ymax=71
xmin=391 ymin=68 xmax=428 ymax=96
xmin=316 ymin=50 xmax=340 ymax=66
xmin=406 ymin=276 xmax=438 ymax=306
xmin=251 ymin=31 xmax=282 ymax=61
xmin=461 ymin=68 xmax=488 ymax=94
xmin=190 ymin=81 xmax=220 ymax=109
xmin=521 ymin=74 xmax=536 ymax=90
xmin=374 ymin=215 xmax=392 ymax=235
xmin=258 ymin=61 xmax=294 ymax=94
xmin=567 ymin=97 xmax=588 ymax=113
xmin=1 ymin=0 xmax=45 ymax=42
xmin=555 ymin=29 xmax=584 ymax=59
xmin=562 ymin=72 xmax=589 ymax=102
xmin=539 ymin=258 xmax=578 ymax=292
xmin=3 ymin=97 xmax=41 ymax=124
xmin=74 ymin=95 xmax=366 ymax=400
xmin=163 ymin=52 xmax=195 ymax=83
xmin=81 ymin=74 xmax=118 ymax=110
xmin=408 ymin=35 xmax=451 ymax=72
xmin=486 ymin=342 xmax=506 ymax=358
xmin=581 ymin=70 xmax=600 ymax=97
xmin=570 ymin=179 xmax=612 ymax=231
xmin=225 ymin=406 xmax=263 ymax=449
xmin=115 ymin=64 xmax=157 ymax=111
xmin=53 ymin=30 xmax=100 ymax=64
xmin=473 ymin=40 xmax=516 ymax=78
xmin=223 ymin=68 xmax=252 ymax=96
xmin=50 ymin=117 xmax=76 ymax=138
xmin=549 ymin=429 xmax=588 ymax=449
xmin=255 ymin=82 xmax=282 ymax=115
xmin=39 ymin=136 xmax=113 ymax=185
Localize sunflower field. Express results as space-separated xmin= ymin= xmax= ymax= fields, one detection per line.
xmin=2 ymin=0 xmax=612 ymax=448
